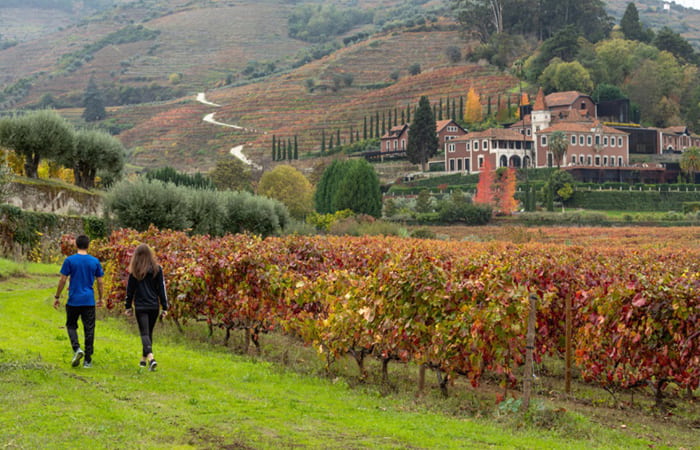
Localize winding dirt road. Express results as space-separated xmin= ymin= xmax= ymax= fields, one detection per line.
xmin=196 ymin=92 xmax=262 ymax=170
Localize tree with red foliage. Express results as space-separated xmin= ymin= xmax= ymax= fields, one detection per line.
xmin=497 ymin=167 xmax=518 ymax=214
xmin=473 ymin=157 xmax=495 ymax=205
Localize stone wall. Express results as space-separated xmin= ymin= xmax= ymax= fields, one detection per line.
xmin=5 ymin=180 xmax=103 ymax=215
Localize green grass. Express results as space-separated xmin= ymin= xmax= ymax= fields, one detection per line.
xmin=0 ymin=259 xmax=685 ymax=449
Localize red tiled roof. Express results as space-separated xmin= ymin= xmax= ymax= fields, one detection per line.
xmin=661 ymin=126 xmax=688 ymax=135
xmin=542 ymin=121 xmax=628 ymax=135
xmin=455 ymin=128 xmax=532 ymax=141
xmin=545 ymin=91 xmax=591 ymax=108
xmin=381 ymin=124 xmax=408 ymax=139
xmin=533 ymin=87 xmax=547 ymax=111
xmin=436 ymin=119 xmax=465 ymax=132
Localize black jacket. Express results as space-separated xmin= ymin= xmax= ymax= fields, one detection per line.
xmin=125 ymin=266 xmax=169 ymax=311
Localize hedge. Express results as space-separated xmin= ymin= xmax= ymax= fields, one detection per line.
xmin=568 ymin=190 xmax=700 ymax=211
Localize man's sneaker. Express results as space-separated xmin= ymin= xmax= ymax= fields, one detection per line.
xmin=83 ymin=360 xmax=92 ymax=368
xmin=71 ymin=349 xmax=84 ymax=367
xmin=148 ymin=359 xmax=157 ymax=372
xmin=139 ymin=361 xmax=147 ymax=368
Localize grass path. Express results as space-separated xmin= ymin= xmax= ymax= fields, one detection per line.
xmin=0 ymin=263 xmax=656 ymax=449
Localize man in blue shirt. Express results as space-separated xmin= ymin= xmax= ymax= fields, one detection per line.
xmin=53 ymin=235 xmax=104 ymax=368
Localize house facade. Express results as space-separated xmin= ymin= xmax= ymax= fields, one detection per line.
xmin=380 ymin=124 xmax=409 ymax=154
xmin=446 ymin=88 xmax=630 ymax=173
xmin=446 ymin=129 xmax=533 ymax=173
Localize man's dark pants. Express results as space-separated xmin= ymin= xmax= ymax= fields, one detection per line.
xmin=65 ymin=305 xmax=95 ymax=362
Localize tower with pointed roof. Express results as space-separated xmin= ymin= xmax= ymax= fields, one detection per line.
xmin=530 ymin=87 xmax=551 ymax=161
xmin=531 ymin=87 xmax=551 ymax=135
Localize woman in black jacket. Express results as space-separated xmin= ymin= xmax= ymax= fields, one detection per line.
xmin=124 ymin=243 xmax=168 ymax=371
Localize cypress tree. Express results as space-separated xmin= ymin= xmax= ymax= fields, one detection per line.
xmin=406 ymin=104 xmax=411 ymax=123
xmin=294 ymin=135 xmax=298 ymax=160
xmin=438 ymin=99 xmax=443 ymax=120
xmin=287 ymin=138 xmax=293 ymax=161
xmin=387 ymin=110 xmax=392 ymax=131
xmin=401 ymin=110 xmax=405 ymax=124
xmin=394 ymin=108 xmax=398 ymax=126
xmin=321 ymin=129 xmax=326 ymax=154
xmin=329 ymin=134 xmax=334 ymax=150
xmin=451 ymin=98 xmax=456 ymax=121
xmin=336 ymin=129 xmax=340 ymax=148
xmin=459 ymin=96 xmax=464 ymax=122
xmin=363 ymin=116 xmax=368 ymax=140
xmin=350 ymin=126 xmax=354 ymax=144
xmin=272 ymin=135 xmax=277 ymax=161
xmin=381 ymin=112 xmax=386 ymax=136
xmin=487 ymin=96 xmax=492 ymax=117
xmin=375 ymin=111 xmax=380 ymax=137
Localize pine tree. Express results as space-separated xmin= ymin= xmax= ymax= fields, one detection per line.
xmin=82 ymin=77 xmax=106 ymax=122
xmin=406 ymin=96 xmax=438 ymax=172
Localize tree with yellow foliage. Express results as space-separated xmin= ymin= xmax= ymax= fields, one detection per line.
xmin=464 ymin=87 xmax=482 ymax=124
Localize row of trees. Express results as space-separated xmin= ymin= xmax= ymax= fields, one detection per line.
xmin=0 ymin=110 xmax=125 ymax=188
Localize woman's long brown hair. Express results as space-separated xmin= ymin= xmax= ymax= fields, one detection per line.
xmin=128 ymin=243 xmax=159 ymax=280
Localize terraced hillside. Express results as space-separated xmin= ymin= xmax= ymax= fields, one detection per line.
xmin=114 ymin=28 xmax=517 ymax=172
xmin=0 ymin=0 xmax=310 ymax=107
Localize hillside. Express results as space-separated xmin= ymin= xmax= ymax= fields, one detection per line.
xmin=4 ymin=0 xmax=700 ymax=175
xmin=114 ymin=28 xmax=516 ymax=172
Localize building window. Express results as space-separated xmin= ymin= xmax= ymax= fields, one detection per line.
xmin=478 ymin=156 xmax=484 ymax=168
xmin=618 ymin=137 xmax=623 ymax=147
xmin=526 ymin=129 xmax=531 ymax=136
xmin=465 ymin=158 xmax=470 ymax=172
xmin=448 ymin=143 xmax=455 ymax=153
xmin=457 ymin=159 xmax=462 ymax=171
xmin=618 ymin=156 xmax=624 ymax=166
xmin=610 ymin=157 xmax=615 ymax=167
xmin=393 ymin=140 xmax=397 ymax=150
xmin=571 ymin=155 xmax=577 ymax=164
xmin=595 ymin=135 xmax=600 ymax=145
xmin=587 ymin=136 xmax=592 ymax=146
xmin=571 ymin=135 xmax=576 ymax=145
xmin=449 ymin=159 xmax=455 ymax=171
xmin=581 ymin=101 xmax=586 ymax=110
xmin=466 ymin=142 xmax=470 ymax=150
xmin=587 ymin=156 xmax=592 ymax=165
xmin=401 ymin=139 xmax=406 ymax=150
xmin=603 ymin=156 xmax=608 ymax=166
xmin=541 ymin=135 xmax=547 ymax=146
xmin=474 ymin=141 xmax=479 ymax=151
xmin=595 ymin=156 xmax=601 ymax=166
xmin=603 ymin=136 xmax=608 ymax=146
xmin=610 ymin=137 xmax=615 ymax=147
xmin=579 ymin=135 xmax=584 ymax=146
xmin=483 ymin=140 xmax=489 ymax=150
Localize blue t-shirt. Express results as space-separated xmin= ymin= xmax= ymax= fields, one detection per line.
xmin=60 ymin=253 xmax=104 ymax=307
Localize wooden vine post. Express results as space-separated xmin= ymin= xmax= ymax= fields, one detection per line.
xmin=565 ymin=293 xmax=572 ymax=394
xmin=522 ymin=293 xmax=538 ymax=410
